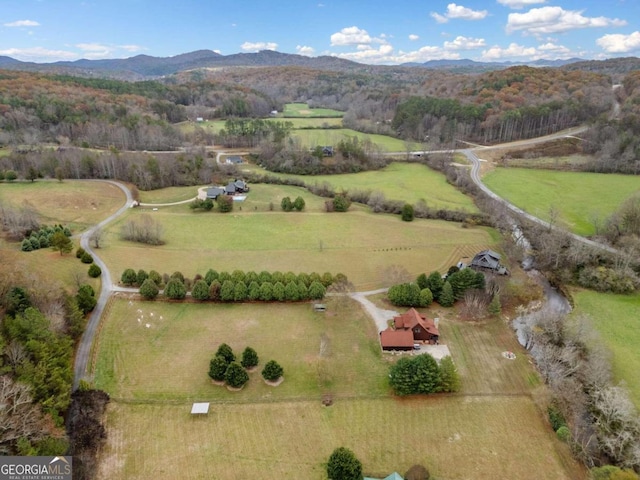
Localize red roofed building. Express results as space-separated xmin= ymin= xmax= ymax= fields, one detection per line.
xmin=380 ymin=308 xmax=439 ymax=351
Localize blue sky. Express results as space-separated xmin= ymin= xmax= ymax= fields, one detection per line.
xmin=1 ymin=0 xmax=639 ymax=64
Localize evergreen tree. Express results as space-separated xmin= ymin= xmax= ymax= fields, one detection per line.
xmin=191 ymin=279 xmax=210 ymax=301
xmin=88 ymin=263 xmax=102 ymax=278
xmin=261 ymin=360 xmax=283 ymax=381
xmin=488 ymin=293 xmax=502 ymax=316
xmin=438 ymin=356 xmax=461 ymax=393
xmin=426 ymin=271 xmax=444 ymax=300
xmin=164 ymin=278 xmax=186 ymax=300
xmin=233 ymin=281 xmax=248 ymax=302
xmin=208 ymin=280 xmax=222 ymax=301
xmin=121 ymin=268 xmax=137 ymax=286
xmin=259 ymin=282 xmax=274 ymax=301
xmin=208 ymin=356 xmax=228 ymax=382
xmin=224 ymin=361 xmax=249 ymax=388
xmin=419 ymin=288 xmax=433 ymax=307
xmin=215 ymin=343 xmax=235 ymax=364
xmin=220 ymin=280 xmax=235 ymax=302
xmin=241 ymin=347 xmax=259 ymax=369
xmin=272 ymin=281 xmax=285 ymax=301
xmin=136 ymin=269 xmax=148 ymax=286
xmin=248 ymin=281 xmax=261 ymax=301
xmin=416 ymin=272 xmax=429 ymax=290
xmin=438 ymin=281 xmax=455 ymax=307
xmin=50 ymin=231 xmax=73 ymax=256
xmin=284 ymin=281 xmax=300 ymax=301
xmin=308 ymin=281 xmax=326 ymax=300
xmin=139 ymin=278 xmax=159 ymax=300
xmin=326 ymin=447 xmax=363 ymax=480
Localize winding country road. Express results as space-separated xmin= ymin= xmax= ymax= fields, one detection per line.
xmin=73 ymin=181 xmax=133 ymax=389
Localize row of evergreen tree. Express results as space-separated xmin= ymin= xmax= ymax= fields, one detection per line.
xmin=208 ymin=343 xmax=283 ymax=389
xmin=20 ymin=224 xmax=71 ymax=252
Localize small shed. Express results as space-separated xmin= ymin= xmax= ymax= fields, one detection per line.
xmin=313 ymin=303 xmax=327 ymax=312
xmin=190 ymin=402 xmax=210 ymax=415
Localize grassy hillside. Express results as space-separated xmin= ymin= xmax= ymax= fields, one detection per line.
xmin=482 ymin=168 xmax=640 ymax=236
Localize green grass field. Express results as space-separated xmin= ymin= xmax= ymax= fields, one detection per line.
xmin=138 ymin=186 xmax=198 ymax=204
xmin=289 ymin=128 xmax=419 ymax=152
xmin=280 ymin=103 xmax=344 ymax=118
xmin=572 ymin=290 xmax=640 ymax=408
xmin=93 ymin=298 xmax=579 ymax=480
xmin=100 ymin=205 xmax=495 ymax=290
xmin=245 ymin=162 xmax=479 ymax=211
xmin=482 ymin=168 xmax=640 ymax=236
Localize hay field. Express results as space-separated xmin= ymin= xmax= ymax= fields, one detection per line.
xmin=245 ymin=162 xmax=479 ymax=211
xmin=94 ymin=299 xmax=580 ymax=480
xmin=0 ymin=179 xmax=126 ymax=231
xmin=99 ymin=207 xmax=496 ymax=290
xmin=482 ymin=168 xmax=640 ymax=236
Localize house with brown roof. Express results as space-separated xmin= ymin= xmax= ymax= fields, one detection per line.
xmin=380 ymin=308 xmax=439 ymax=351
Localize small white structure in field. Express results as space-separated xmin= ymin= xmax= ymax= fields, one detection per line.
xmin=191 ymin=402 xmax=210 ymax=415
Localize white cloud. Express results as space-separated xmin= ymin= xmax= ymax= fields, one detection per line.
xmin=597 ymin=31 xmax=640 ymax=53
xmin=4 ymin=20 xmax=40 ymax=27
xmin=431 ymin=3 xmax=488 ymax=23
xmin=481 ymin=41 xmax=572 ymax=60
xmin=240 ymin=41 xmax=277 ymax=52
xmin=296 ymin=45 xmax=315 ymax=56
xmin=507 ymin=6 xmax=627 ymax=35
xmin=330 ymin=26 xmax=372 ymax=46
xmin=497 ymin=0 xmax=546 ymax=9
xmin=444 ymin=36 xmax=486 ymax=50
xmin=0 ymin=47 xmax=76 ymax=62
xmin=409 ymin=34 xmax=420 ymax=41
xmin=119 ymin=45 xmax=146 ymax=53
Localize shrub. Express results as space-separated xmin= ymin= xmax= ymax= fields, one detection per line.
xmin=120 ymin=214 xmax=164 ymax=245
xmin=217 ymin=195 xmax=233 ymax=213
xmin=401 ymin=203 xmax=415 ymax=221
xmin=261 ymin=360 xmax=283 ymax=382
xmin=87 ymin=263 xmax=102 ymax=278
xmin=76 ymin=247 xmax=86 ymax=259
xmin=331 ymin=194 xmax=351 ymax=212
xmin=224 ymin=362 xmax=249 ymax=389
xmin=209 ymin=280 xmax=222 ymax=301
xmin=293 ymin=196 xmax=306 ymax=211
xmin=281 ymin=196 xmax=293 ymax=211
xmin=139 ymin=278 xmax=159 ymax=300
xmin=79 ymin=251 xmax=93 ymax=264
xmin=405 ymin=464 xmax=430 ymax=480
xmin=556 ymin=425 xmax=571 ymax=442
xmin=241 ymin=347 xmax=259 ymax=369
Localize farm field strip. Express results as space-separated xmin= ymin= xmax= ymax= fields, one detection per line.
xmin=573 ymin=290 xmax=640 ymax=408
xmin=482 ymin=168 xmax=640 ymax=236
xmin=98 ymin=393 xmax=576 ymax=479
xmin=242 ymin=162 xmax=478 ymax=211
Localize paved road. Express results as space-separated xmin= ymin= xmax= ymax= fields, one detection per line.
xmin=73 ymin=181 xmax=133 ymax=389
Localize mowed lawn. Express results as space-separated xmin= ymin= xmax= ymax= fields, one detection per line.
xmin=483 ymin=168 xmax=640 ymax=236
xmin=245 ymin=162 xmax=479 ymax=211
xmin=99 ymin=206 xmax=496 ymax=290
xmin=0 ymin=179 xmax=126 ymax=231
xmin=573 ymin=290 xmax=640 ymax=408
xmin=281 ymin=102 xmax=344 ymax=118
xmin=290 ymin=128 xmax=418 ymax=152
xmin=94 ymin=299 xmax=579 ymax=480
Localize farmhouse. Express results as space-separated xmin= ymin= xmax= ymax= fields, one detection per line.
xmin=470 ymin=249 xmax=508 ymax=275
xmin=225 ymin=179 xmax=250 ymax=195
xmin=206 ymin=187 xmax=225 ymax=200
xmin=225 ymin=155 xmax=243 ymax=165
xmin=380 ymin=308 xmax=440 ymax=351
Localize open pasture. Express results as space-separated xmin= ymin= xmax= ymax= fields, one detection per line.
xmin=573 ymin=290 xmax=640 ymax=408
xmin=93 ymin=298 xmax=387 ymax=401
xmin=246 ymin=162 xmax=479 ymax=211
xmin=281 ymin=102 xmax=344 ymax=118
xmin=98 ymin=395 xmax=576 ymax=480
xmin=482 ymin=168 xmax=640 ymax=236
xmin=138 ymin=186 xmax=198 ymax=204
xmin=0 ymin=179 xmax=126 ymax=231
xmin=290 ymin=128 xmax=418 ymax=152
xmin=94 ymin=297 xmax=579 ymax=480
xmin=100 ymin=207 xmax=496 ymax=290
